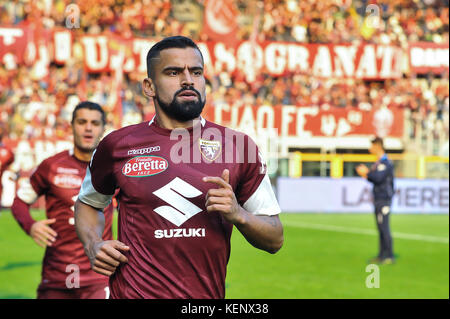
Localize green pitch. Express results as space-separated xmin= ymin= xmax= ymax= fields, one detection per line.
xmin=0 ymin=210 xmax=448 ymax=299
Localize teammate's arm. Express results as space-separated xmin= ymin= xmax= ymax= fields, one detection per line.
xmin=11 ymin=174 xmax=57 ymax=248
xmin=74 ymin=199 xmax=129 ymax=276
xmin=204 ymin=169 xmax=283 ymax=254
xmin=11 ymin=197 xmax=57 ymax=248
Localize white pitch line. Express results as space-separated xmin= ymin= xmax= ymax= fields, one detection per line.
xmin=285 ymin=221 xmax=449 ymax=244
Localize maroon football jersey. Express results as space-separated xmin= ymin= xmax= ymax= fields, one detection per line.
xmin=16 ymin=150 xmax=113 ymax=289
xmin=78 ymin=118 xmax=280 ymax=299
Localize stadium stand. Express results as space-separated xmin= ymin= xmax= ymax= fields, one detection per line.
xmin=0 ymin=0 xmax=448 ymax=190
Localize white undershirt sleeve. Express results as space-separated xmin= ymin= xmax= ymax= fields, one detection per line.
xmin=78 ymin=167 xmax=113 ymax=210
xmin=242 ymin=174 xmax=281 ymax=216
xmin=17 ymin=179 xmax=39 ymax=204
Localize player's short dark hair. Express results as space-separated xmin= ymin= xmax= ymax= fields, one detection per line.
xmin=146 ymin=36 xmax=204 ymax=79
xmin=371 ymin=136 xmax=384 ymax=150
xmin=71 ymin=101 xmax=106 ymax=126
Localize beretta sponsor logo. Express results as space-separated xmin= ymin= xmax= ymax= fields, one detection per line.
xmin=122 ymin=155 xmax=168 ymax=177
xmin=53 ymin=174 xmax=83 ymax=189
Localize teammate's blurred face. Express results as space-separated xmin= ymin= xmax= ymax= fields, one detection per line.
xmin=144 ymin=47 xmax=206 ymax=122
xmin=72 ymin=108 xmax=105 ymax=154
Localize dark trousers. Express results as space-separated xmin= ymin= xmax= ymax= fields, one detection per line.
xmin=374 ymin=200 xmax=394 ymax=259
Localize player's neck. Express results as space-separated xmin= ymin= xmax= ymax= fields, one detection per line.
xmin=154 ymin=112 xmax=200 ymax=130
xmin=73 ymin=147 xmax=92 ymax=163
xmin=377 ymin=151 xmax=385 ymax=159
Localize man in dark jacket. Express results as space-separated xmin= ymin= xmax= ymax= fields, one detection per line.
xmin=357 ymin=137 xmax=395 ymax=264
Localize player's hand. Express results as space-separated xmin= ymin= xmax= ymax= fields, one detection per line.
xmin=203 ymin=169 xmax=244 ymax=225
xmin=30 ymin=219 xmax=57 ymax=248
xmin=356 ymin=164 xmax=369 ymax=177
xmin=87 ymin=240 xmax=130 ymax=277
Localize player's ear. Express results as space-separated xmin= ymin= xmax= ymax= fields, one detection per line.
xmin=143 ymin=78 xmax=156 ymax=98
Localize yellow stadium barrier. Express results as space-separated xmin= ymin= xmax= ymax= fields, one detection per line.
xmin=288 ymin=153 xmax=449 ymax=179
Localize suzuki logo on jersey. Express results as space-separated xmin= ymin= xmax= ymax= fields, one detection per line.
xmin=154 ymin=228 xmax=206 ymax=239
xmin=122 ymin=156 xmax=168 ymax=177
xmin=152 ymin=177 xmax=203 ymax=227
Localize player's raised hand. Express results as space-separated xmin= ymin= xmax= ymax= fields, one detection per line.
xmin=203 ymin=169 xmax=244 ymax=225
xmin=30 ymin=218 xmax=57 ymax=248
xmin=356 ymin=164 xmax=369 ymax=177
xmin=87 ymin=240 xmax=130 ymax=277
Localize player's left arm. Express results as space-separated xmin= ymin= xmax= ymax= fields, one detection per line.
xmin=204 ymin=169 xmax=283 ymax=254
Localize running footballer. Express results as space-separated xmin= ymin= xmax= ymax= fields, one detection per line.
xmin=75 ymin=36 xmax=284 ymax=299
xmin=12 ymin=102 xmax=114 ymax=299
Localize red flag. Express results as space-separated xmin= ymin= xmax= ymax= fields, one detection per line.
xmin=202 ymin=0 xmax=239 ymax=47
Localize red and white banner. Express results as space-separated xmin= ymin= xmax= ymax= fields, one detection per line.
xmin=409 ymin=42 xmax=449 ymax=74
xmin=0 ymin=27 xmax=35 ymax=67
xmin=202 ymin=104 xmax=404 ymax=138
xmin=1 ymin=27 xmax=411 ymax=80
xmin=80 ymin=38 xmax=404 ymax=79
xmin=204 ymin=42 xmax=403 ymax=79
xmin=2 ymin=27 xmax=449 ymax=79
xmin=3 ymin=105 xmax=404 ymax=169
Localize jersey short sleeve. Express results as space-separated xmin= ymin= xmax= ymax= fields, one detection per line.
xmin=235 ymin=136 xmax=281 ymax=216
xmin=78 ymin=136 xmax=116 ymax=210
xmin=17 ymin=161 xmax=49 ymax=204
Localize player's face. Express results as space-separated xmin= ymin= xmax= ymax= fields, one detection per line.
xmin=369 ymin=143 xmax=381 ymax=155
xmin=144 ymin=47 xmax=206 ymax=122
xmin=72 ymin=109 xmax=105 ymax=153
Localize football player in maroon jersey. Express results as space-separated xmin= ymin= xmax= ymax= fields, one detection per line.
xmin=75 ymin=36 xmax=284 ymax=299
xmin=11 ymin=102 xmax=114 ymax=299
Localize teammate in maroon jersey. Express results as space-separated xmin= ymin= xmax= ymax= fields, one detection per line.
xmin=0 ymin=124 xmax=15 ymax=211
xmin=75 ymin=36 xmax=284 ymax=299
xmin=11 ymin=102 xmax=114 ymax=299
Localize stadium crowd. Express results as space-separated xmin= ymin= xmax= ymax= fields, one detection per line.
xmin=0 ymin=0 xmax=448 ymax=151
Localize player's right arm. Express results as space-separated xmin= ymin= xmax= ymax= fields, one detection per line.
xmin=11 ymin=198 xmax=57 ymax=248
xmin=11 ymin=162 xmax=57 ymax=248
xmin=367 ymin=161 xmax=391 ymax=185
xmin=74 ymin=199 xmax=129 ymax=276
xmin=74 ymin=136 xmax=129 ymax=276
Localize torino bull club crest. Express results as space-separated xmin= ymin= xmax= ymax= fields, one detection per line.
xmin=199 ymin=139 xmax=222 ymax=162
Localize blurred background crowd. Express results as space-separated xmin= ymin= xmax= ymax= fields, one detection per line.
xmin=0 ymin=0 xmax=448 ymax=156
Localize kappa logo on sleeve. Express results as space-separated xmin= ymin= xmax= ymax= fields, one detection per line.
xmin=122 ymin=155 xmax=168 ymax=177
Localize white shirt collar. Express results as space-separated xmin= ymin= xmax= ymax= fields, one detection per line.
xmin=148 ymin=116 xmax=206 ymax=127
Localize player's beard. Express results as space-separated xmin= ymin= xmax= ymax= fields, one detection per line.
xmin=156 ymin=87 xmax=205 ymax=122
xmin=74 ymin=140 xmax=97 ymax=154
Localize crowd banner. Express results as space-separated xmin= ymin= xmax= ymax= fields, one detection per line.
xmin=409 ymin=42 xmax=449 ymax=74
xmin=0 ymin=27 xmax=420 ymax=80
xmin=277 ymin=177 xmax=449 ymax=214
xmin=202 ymin=104 xmax=404 ymax=138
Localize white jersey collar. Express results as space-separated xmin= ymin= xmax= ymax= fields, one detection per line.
xmin=148 ymin=116 xmax=206 ymax=127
